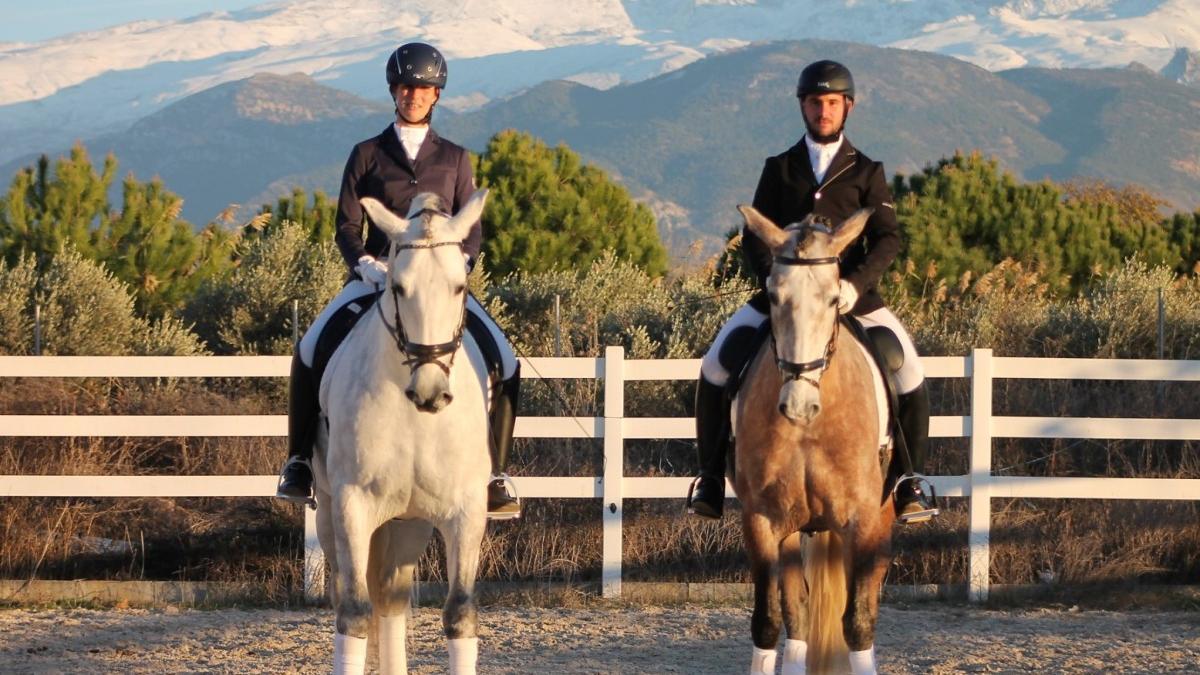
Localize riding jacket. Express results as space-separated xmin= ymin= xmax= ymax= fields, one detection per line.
xmin=335 ymin=125 xmax=481 ymax=271
xmin=743 ymin=136 xmax=901 ymax=316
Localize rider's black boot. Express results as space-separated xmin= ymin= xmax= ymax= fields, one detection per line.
xmin=686 ymin=377 xmax=731 ymax=520
xmin=894 ymin=381 xmax=939 ymax=524
xmin=276 ymin=350 xmax=319 ymax=507
xmin=486 ymin=365 xmax=521 ymax=520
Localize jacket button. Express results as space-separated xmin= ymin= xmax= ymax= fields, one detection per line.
xmin=409 ymin=179 xmax=418 ymax=185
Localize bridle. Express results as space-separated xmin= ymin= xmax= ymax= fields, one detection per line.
xmin=374 ymin=217 xmax=468 ymax=375
xmin=770 ymin=236 xmax=841 ymax=389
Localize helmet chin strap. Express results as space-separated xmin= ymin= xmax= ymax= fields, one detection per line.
xmin=396 ymin=106 xmax=435 ymax=126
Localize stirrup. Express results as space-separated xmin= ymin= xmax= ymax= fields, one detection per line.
xmin=892 ymin=473 xmax=939 ymax=524
xmin=275 ymin=457 xmax=316 ymax=509
xmin=486 ymin=473 xmax=521 ymax=521
xmin=686 ymin=475 xmax=723 ymax=520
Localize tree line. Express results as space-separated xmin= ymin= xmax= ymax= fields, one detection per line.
xmin=0 ymin=135 xmax=1197 ymax=357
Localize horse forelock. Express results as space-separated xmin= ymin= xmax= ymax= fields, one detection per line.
xmin=782 ymin=217 xmax=836 ymax=258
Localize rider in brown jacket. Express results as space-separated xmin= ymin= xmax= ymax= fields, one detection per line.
xmin=686 ymin=60 xmax=939 ymax=524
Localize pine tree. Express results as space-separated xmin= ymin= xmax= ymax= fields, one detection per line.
xmin=0 ymin=143 xmax=115 ymax=267
xmin=258 ymin=187 xmax=337 ymax=241
xmin=473 ymin=130 xmax=667 ymax=277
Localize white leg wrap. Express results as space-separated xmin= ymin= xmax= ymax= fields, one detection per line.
xmin=448 ymin=636 xmax=479 ymax=675
xmin=378 ymin=614 xmax=407 ymax=675
xmin=848 ymin=646 xmax=878 ymax=675
xmin=750 ymin=645 xmax=777 ymax=675
xmin=782 ymin=639 xmax=808 ymax=674
xmin=333 ymin=632 xmax=368 ymax=675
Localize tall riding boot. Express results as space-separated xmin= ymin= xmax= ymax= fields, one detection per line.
xmin=686 ymin=377 xmax=732 ymax=520
xmin=486 ymin=365 xmax=521 ymax=520
xmin=894 ymin=381 xmax=939 ymax=523
xmin=277 ymin=350 xmax=320 ymax=507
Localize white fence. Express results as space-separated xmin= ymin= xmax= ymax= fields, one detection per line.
xmin=1 ymin=349 xmax=1199 ymax=602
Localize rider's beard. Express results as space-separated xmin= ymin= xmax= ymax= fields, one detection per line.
xmin=804 ymin=116 xmax=844 ymax=144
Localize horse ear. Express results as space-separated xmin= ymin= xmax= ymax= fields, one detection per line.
xmin=831 ymin=208 xmax=874 ymax=254
xmin=445 ymin=188 xmax=489 ymax=240
xmin=361 ymin=197 xmax=410 ymax=237
xmin=738 ymin=205 xmax=789 ymax=251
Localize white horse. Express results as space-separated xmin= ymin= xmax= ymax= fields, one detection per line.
xmin=312 ymin=189 xmax=492 ymax=675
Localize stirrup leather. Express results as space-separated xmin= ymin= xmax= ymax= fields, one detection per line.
xmin=276 ymin=456 xmax=316 ymax=509
xmin=892 ymin=473 xmax=939 ymax=524
xmin=486 ymin=473 xmax=521 ymax=521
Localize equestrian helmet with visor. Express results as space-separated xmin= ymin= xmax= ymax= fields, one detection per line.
xmin=796 ymin=60 xmax=855 ymax=101
xmin=386 ymin=42 xmax=448 ymax=89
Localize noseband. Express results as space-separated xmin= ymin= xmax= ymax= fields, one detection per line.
xmin=375 ymin=236 xmax=467 ymax=375
xmin=771 ymin=250 xmax=841 ymax=388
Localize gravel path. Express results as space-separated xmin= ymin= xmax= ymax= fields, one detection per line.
xmin=2 ymin=604 xmax=1198 ymax=673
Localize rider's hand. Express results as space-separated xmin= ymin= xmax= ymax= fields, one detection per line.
xmin=837 ymin=279 xmax=858 ymax=315
xmin=356 ymin=255 xmax=389 ymax=287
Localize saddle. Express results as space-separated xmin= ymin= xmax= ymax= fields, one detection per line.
xmin=311 ymin=290 xmax=505 ymax=389
xmin=726 ymin=315 xmax=908 ymax=502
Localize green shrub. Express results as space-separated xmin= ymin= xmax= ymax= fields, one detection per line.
xmin=184 ymin=221 xmax=345 ymax=355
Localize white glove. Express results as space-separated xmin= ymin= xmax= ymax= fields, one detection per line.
xmin=356 ymin=255 xmax=389 ymax=287
xmin=837 ymin=279 xmax=858 ymax=314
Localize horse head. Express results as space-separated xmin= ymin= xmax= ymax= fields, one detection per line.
xmin=737 ymin=204 xmax=873 ymax=423
xmin=360 ymin=188 xmax=489 ymax=412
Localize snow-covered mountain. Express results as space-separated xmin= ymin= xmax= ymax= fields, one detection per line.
xmin=0 ymin=0 xmax=1197 ymax=164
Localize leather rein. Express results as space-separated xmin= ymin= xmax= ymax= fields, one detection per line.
xmin=770 ymin=251 xmax=841 ymax=389
xmin=374 ymin=234 xmax=468 ymax=376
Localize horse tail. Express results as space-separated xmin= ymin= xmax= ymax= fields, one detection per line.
xmin=803 ymin=530 xmax=849 ymax=672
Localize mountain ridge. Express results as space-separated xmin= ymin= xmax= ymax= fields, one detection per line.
xmin=1 ymin=0 xmax=1196 ymax=165
xmin=3 ymin=40 xmax=1197 ymax=256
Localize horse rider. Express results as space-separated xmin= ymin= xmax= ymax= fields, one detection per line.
xmin=276 ymin=42 xmax=522 ymax=520
xmin=686 ymin=59 xmax=939 ymax=524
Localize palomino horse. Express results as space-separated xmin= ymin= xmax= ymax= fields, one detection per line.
xmin=733 ymin=205 xmax=895 ymax=675
xmin=312 ymin=190 xmax=492 ymax=675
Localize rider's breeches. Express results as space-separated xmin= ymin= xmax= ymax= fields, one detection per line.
xmin=700 ymin=302 xmax=925 ymax=394
xmin=298 ymin=280 xmax=518 ymax=380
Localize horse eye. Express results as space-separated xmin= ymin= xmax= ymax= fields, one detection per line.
xmin=394 ymin=284 xmax=407 ymax=297
xmin=768 ymin=290 xmax=780 ymax=305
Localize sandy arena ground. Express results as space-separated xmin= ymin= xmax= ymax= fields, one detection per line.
xmin=2 ymin=604 xmax=1198 ymax=673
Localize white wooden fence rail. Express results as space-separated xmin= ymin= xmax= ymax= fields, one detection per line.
xmin=2 ymin=349 xmax=1199 ymax=602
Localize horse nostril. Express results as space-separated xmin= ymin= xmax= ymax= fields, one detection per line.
xmin=779 ymin=403 xmax=788 ymax=415
xmin=809 ymin=403 xmax=821 ymax=418
xmin=405 ymin=389 xmax=417 ymax=402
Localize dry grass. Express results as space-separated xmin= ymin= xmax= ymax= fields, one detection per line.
xmin=2 ymin=260 xmax=1199 ymax=601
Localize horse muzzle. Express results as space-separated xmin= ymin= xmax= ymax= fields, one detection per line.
xmin=406 ymin=364 xmax=453 ymax=413
xmin=778 ymin=379 xmax=821 ymax=423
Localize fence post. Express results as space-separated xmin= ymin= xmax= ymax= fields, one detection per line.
xmin=601 ymin=346 xmax=625 ymax=598
xmin=968 ymin=348 xmax=994 ymax=602
xmin=303 ymin=506 xmax=325 ymax=604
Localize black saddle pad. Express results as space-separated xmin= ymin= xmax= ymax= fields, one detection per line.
xmin=311 ymin=291 xmax=505 ymax=387
xmin=312 ymin=292 xmax=381 ymax=387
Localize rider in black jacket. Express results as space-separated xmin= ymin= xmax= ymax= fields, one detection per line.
xmin=276 ymin=42 xmax=521 ymax=520
xmin=686 ymin=60 xmax=939 ymax=525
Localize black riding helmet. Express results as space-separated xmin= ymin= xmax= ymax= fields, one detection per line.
xmin=796 ymin=60 xmax=854 ymax=100
xmin=386 ymin=42 xmax=448 ymax=89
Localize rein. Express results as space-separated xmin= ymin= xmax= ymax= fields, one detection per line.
xmin=375 ymin=237 xmax=468 ymax=375
xmin=771 ymin=251 xmax=841 ymax=388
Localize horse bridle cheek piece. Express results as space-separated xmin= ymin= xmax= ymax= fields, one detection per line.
xmin=376 ymin=238 xmax=468 ymax=376
xmin=771 ymin=251 xmax=841 ymax=389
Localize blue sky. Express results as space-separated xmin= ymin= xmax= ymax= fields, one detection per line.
xmin=0 ymin=0 xmax=264 ymax=42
